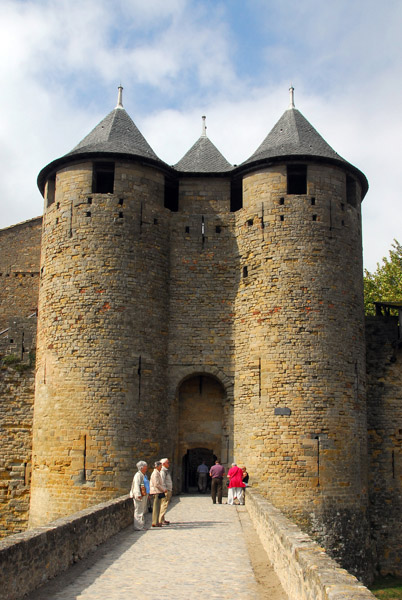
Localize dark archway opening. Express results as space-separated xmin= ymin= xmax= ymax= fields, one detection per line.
xmin=182 ymin=447 xmax=216 ymax=493
xmin=176 ymin=374 xmax=227 ymax=493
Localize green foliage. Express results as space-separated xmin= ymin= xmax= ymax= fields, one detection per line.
xmin=2 ymin=353 xmax=21 ymax=365
xmin=370 ymin=575 xmax=402 ymax=599
xmin=364 ymin=239 xmax=402 ymax=315
xmin=1 ymin=351 xmax=35 ymax=372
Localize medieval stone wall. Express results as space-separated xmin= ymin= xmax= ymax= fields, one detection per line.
xmin=0 ymin=219 xmax=40 ymax=538
xmin=29 ymin=160 xmax=171 ymax=526
xmin=167 ymin=177 xmax=237 ymax=485
xmin=366 ymin=316 xmax=402 ymax=576
xmin=232 ymin=162 xmax=371 ymax=579
xmin=0 ymin=365 xmax=34 ymax=538
xmin=0 ymin=217 xmax=41 ymax=332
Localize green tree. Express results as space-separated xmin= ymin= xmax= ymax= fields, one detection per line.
xmin=364 ymin=239 xmax=402 ymax=315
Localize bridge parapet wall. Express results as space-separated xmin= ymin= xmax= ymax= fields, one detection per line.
xmin=246 ymin=488 xmax=375 ymax=599
xmin=0 ymin=490 xmax=376 ymax=600
xmin=0 ymin=495 xmax=132 ymax=600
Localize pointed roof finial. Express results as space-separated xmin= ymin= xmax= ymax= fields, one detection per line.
xmin=116 ymin=85 xmax=123 ymax=109
xmin=289 ymin=84 xmax=295 ymax=109
xmin=202 ymin=115 xmax=207 ymax=137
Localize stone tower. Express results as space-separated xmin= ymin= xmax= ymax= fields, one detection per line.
xmin=232 ymin=87 xmax=371 ymax=576
xmin=29 ymin=85 xmax=372 ymax=577
xmin=29 ymin=88 xmax=173 ymax=526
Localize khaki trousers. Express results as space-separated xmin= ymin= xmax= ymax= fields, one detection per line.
xmin=152 ymin=494 xmax=162 ymax=526
xmin=159 ymin=490 xmax=172 ymax=522
xmin=133 ymin=495 xmax=148 ymax=529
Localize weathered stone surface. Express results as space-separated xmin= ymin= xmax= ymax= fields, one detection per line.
xmin=0 ymin=495 xmax=132 ymax=600
xmin=366 ymin=316 xmax=402 ymax=576
xmin=246 ymin=488 xmax=376 ymax=599
xmin=0 ymin=366 xmax=34 ymax=538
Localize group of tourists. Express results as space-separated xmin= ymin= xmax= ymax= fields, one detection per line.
xmin=130 ymin=458 xmax=173 ymax=530
xmin=207 ymin=461 xmax=249 ymax=505
xmin=130 ymin=458 xmax=249 ymax=530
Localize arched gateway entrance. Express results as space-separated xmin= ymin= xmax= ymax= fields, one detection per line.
xmin=177 ymin=374 xmax=228 ymax=492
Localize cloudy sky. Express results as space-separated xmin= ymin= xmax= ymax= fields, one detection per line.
xmin=0 ymin=0 xmax=400 ymax=271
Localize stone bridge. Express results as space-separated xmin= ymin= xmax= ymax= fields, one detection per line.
xmin=0 ymin=489 xmax=375 ymax=600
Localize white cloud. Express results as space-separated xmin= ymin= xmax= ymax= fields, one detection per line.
xmin=0 ymin=0 xmax=400 ymax=271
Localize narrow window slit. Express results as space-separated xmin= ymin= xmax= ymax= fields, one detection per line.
xmin=83 ymin=435 xmax=87 ymax=482
xmin=287 ymin=164 xmax=307 ymax=194
xmin=138 ymin=356 xmax=142 ymax=402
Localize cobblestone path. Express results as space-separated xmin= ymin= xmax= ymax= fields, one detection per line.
xmin=26 ymin=495 xmax=286 ymax=600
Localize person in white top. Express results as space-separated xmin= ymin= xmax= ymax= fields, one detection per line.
xmin=129 ymin=461 xmax=148 ymax=530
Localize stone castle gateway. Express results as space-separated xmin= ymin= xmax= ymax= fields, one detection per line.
xmin=0 ymin=87 xmax=401 ymax=582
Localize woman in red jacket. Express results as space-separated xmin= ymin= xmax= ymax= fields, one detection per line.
xmin=227 ymin=463 xmax=246 ymax=505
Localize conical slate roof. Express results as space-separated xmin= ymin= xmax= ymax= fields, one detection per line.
xmin=175 ymin=118 xmax=232 ymax=173
xmin=240 ymin=90 xmax=368 ymax=196
xmin=243 ymin=107 xmax=345 ymax=166
xmin=38 ymin=87 xmax=168 ymax=194
xmin=66 ymin=106 xmax=161 ymax=162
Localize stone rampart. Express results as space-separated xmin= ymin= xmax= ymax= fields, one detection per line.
xmin=245 ymin=488 xmax=376 ymax=599
xmin=0 ymin=495 xmax=132 ymax=600
xmin=0 ymin=217 xmax=41 ymax=332
xmin=366 ymin=315 xmax=402 ymax=575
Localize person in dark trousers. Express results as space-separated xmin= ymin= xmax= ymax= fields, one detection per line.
xmin=209 ymin=460 xmax=225 ymax=504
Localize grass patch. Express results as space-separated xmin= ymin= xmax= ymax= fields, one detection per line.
xmin=1 ymin=352 xmax=35 ymax=371
xmin=2 ymin=353 xmax=21 ymax=365
xmin=370 ymin=576 xmax=402 ymax=599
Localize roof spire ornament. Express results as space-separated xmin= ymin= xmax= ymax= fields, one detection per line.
xmin=289 ymin=84 xmax=295 ymax=109
xmin=116 ymin=85 xmax=123 ymax=109
xmin=202 ymin=115 xmax=207 ymax=137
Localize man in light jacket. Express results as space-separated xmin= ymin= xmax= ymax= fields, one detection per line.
xmin=150 ymin=461 xmax=167 ymax=527
xmin=159 ymin=458 xmax=173 ymax=525
xmin=130 ymin=461 xmax=148 ymax=530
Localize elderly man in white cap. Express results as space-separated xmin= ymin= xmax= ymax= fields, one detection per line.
xmin=159 ymin=457 xmax=173 ymax=525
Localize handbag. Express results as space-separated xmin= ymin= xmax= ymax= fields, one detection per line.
xmin=140 ymin=484 xmax=146 ymax=497
xmin=158 ymin=492 xmax=165 ymax=499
